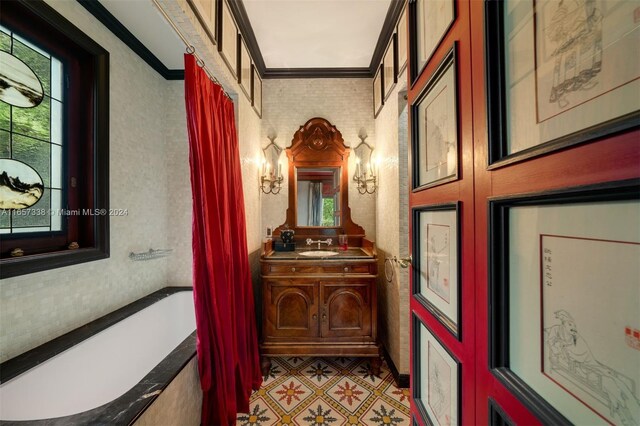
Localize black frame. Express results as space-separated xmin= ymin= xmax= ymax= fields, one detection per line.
xmin=238 ymin=34 xmax=252 ymax=102
xmin=485 ymin=1 xmax=640 ymax=169
xmin=409 ymin=0 xmax=456 ymax=87
xmin=373 ymin=64 xmax=384 ymax=118
xmin=251 ymin=64 xmax=262 ymax=118
xmin=488 ymin=179 xmax=640 ymax=425
xmin=0 ymin=0 xmax=109 ymax=279
xmin=218 ymin=0 xmax=238 ymax=79
xmin=412 ymin=311 xmax=461 ymax=426
xmin=396 ymin=3 xmax=408 ymax=79
xmin=411 ymin=45 xmax=459 ymax=191
xmin=412 ymin=202 xmax=461 ymax=338
xmin=488 ymin=398 xmax=515 ymax=426
xmin=382 ymin=33 xmax=398 ymax=103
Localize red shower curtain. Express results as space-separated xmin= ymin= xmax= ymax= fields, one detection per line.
xmin=184 ymin=54 xmax=262 ymax=426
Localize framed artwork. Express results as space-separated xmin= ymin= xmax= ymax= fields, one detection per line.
xmin=186 ymin=0 xmax=216 ymax=45
xmin=218 ymin=0 xmax=237 ymax=79
xmin=373 ymin=64 xmax=384 ymax=118
xmin=396 ymin=4 xmax=408 ymax=78
xmin=383 ymin=34 xmax=397 ymax=102
xmin=413 ymin=313 xmax=460 ymax=426
xmin=489 ymin=399 xmax=515 ymax=426
xmin=252 ymin=65 xmax=262 ymax=118
xmin=238 ymin=35 xmax=251 ymax=101
xmin=410 ymin=0 xmax=455 ymax=84
xmin=489 ymin=181 xmax=640 ymax=425
xmin=411 ymin=46 xmax=458 ymax=190
xmin=413 ymin=203 xmax=460 ymax=338
xmin=485 ymin=0 xmax=640 ymax=167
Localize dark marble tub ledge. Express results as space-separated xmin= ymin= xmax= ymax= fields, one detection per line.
xmin=0 ymin=287 xmax=197 ymax=426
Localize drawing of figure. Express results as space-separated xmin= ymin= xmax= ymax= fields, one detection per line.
xmin=426 ymin=115 xmax=448 ymax=172
xmin=546 ymin=0 xmax=603 ymax=108
xmin=545 ymin=310 xmax=640 ymax=425
xmin=426 ymin=225 xmax=450 ymax=302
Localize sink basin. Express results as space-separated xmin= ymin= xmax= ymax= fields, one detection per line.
xmin=299 ymin=250 xmax=339 ymax=257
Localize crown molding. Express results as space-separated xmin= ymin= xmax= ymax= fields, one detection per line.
xmin=227 ymin=0 xmax=266 ymax=76
xmin=77 ymin=0 xmax=185 ymax=80
xmin=368 ymin=0 xmax=406 ymax=75
xmin=234 ymin=0 xmax=404 ymax=79
xmin=263 ymin=68 xmax=371 ymax=79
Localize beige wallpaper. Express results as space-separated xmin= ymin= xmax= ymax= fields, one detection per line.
xmin=0 ymin=0 xmax=264 ymax=362
xmin=260 ymin=78 xmax=376 ymax=240
xmin=374 ymin=70 xmax=410 ymax=374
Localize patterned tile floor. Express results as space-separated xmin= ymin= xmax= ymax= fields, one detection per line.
xmin=237 ymin=357 xmax=410 ymax=426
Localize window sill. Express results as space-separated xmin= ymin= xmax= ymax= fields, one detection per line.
xmin=0 ymin=247 xmax=110 ymax=279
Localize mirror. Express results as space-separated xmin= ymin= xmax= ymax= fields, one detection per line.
xmin=296 ymin=167 xmax=340 ymax=227
xmin=276 ymin=117 xmax=364 ymax=239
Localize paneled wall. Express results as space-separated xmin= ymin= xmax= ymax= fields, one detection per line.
xmin=408 ymin=1 xmax=640 ymax=425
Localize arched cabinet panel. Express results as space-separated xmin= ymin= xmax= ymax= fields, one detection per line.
xmin=321 ymin=282 xmax=371 ymax=338
xmin=264 ymin=280 xmax=318 ymax=338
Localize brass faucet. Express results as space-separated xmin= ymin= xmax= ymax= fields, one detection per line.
xmin=306 ymin=238 xmax=333 ymax=249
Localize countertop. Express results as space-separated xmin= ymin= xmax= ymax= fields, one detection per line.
xmin=264 ymin=247 xmax=374 ymax=260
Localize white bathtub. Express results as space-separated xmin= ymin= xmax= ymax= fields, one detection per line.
xmin=0 ymin=290 xmax=196 ymax=421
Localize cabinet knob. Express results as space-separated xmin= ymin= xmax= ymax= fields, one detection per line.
xmin=291 ymin=267 xmax=296 ymax=272
xmin=312 ymin=314 xmax=317 ymax=320
xmin=344 ymin=266 xmax=349 ymax=272
xmin=322 ymin=314 xmax=327 ymax=320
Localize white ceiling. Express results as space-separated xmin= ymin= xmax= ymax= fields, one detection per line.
xmin=243 ymin=0 xmax=392 ymax=68
xmin=99 ymin=0 xmax=186 ymax=69
xmin=98 ymin=0 xmax=392 ymax=71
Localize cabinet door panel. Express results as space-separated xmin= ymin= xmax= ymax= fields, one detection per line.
xmin=320 ymin=282 xmax=371 ymax=338
xmin=265 ymin=280 xmax=319 ymax=338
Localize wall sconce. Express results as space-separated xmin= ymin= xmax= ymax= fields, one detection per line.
xmin=352 ymin=133 xmax=377 ymax=194
xmin=260 ymin=135 xmax=283 ymax=194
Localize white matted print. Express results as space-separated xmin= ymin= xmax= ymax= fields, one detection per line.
xmin=508 ymin=199 xmax=640 ymax=425
xmin=415 ymin=0 xmax=454 ymax=75
xmin=415 ymin=52 xmax=457 ymax=188
xmin=417 ymin=208 xmax=458 ymax=335
xmin=417 ymin=320 xmax=458 ymax=426
xmin=541 ymin=235 xmax=640 ymax=425
xmin=503 ymin=0 xmax=639 ymax=154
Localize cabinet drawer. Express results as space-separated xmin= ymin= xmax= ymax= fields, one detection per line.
xmin=266 ymin=263 xmax=372 ymax=275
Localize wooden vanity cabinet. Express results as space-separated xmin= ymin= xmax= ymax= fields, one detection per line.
xmin=260 ymin=257 xmax=381 ymax=374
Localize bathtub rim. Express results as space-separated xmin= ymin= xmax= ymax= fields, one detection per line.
xmin=0 ymin=286 xmax=197 ymax=425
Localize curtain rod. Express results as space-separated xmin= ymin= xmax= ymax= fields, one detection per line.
xmin=150 ymin=0 xmax=232 ymax=100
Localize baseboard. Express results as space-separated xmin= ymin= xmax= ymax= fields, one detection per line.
xmin=381 ymin=344 xmax=409 ymax=389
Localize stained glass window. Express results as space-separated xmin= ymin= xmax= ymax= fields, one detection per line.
xmin=0 ymin=24 xmax=63 ymax=234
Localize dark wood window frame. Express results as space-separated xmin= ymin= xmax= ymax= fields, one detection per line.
xmin=0 ymin=0 xmax=109 ymax=278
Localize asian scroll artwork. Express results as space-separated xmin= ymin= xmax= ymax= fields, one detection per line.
xmin=428 ymin=341 xmax=452 ymax=426
xmin=541 ymin=234 xmax=640 ymax=425
xmin=426 ymin=224 xmax=451 ymax=303
xmin=535 ymin=0 xmax=640 ymax=122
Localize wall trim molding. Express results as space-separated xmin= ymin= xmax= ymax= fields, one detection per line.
xmin=263 ymin=68 xmax=372 ymax=79
xmin=76 ymin=0 xmax=185 ymax=80
xmin=77 ymin=0 xmax=406 ymax=81
xmin=368 ymin=0 xmax=406 ymax=75
xmin=382 ymin=343 xmax=410 ymax=389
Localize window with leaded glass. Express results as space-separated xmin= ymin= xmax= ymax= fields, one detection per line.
xmin=0 ymin=24 xmax=64 ymax=234
xmin=0 ymin=0 xmax=109 ymax=278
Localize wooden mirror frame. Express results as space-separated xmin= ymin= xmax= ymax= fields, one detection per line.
xmin=274 ymin=117 xmax=365 ymax=239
